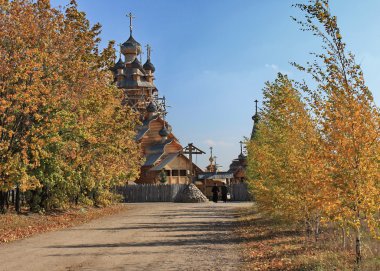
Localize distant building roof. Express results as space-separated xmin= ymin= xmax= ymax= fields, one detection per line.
xmin=135 ymin=116 xmax=159 ymax=141
xmin=198 ymin=172 xmax=234 ymax=180
xmin=135 ymin=126 xmax=149 ymax=141
xmin=147 ymin=139 xmax=173 ymax=154
xmin=149 ymin=152 xmax=179 ymax=171
xmin=143 ymin=153 xmax=163 ymax=167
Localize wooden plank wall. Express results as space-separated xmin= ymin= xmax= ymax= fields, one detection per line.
xmin=231 ymin=183 xmax=251 ymax=201
xmin=116 ymin=183 xmax=252 ymax=202
xmin=116 ymin=184 xmax=186 ymax=203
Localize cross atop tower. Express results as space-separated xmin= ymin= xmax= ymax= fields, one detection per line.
xmin=145 ymin=44 xmax=152 ymax=60
xmin=239 ymin=141 xmax=243 ymax=155
xmin=126 ymin=12 xmax=135 ymax=36
xmin=161 ymin=96 xmax=167 ymax=115
xmin=251 ymin=99 xmax=260 ymax=140
xmin=117 ymin=43 xmax=122 ymax=59
xmin=213 ymin=156 xmax=218 ymax=172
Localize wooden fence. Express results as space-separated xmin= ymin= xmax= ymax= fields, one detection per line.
xmin=116 ymin=184 xmax=186 ymax=203
xmin=230 ymin=183 xmax=251 ymax=201
xmin=116 ymin=183 xmax=251 ymax=203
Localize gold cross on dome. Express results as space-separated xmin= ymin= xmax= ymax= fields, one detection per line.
xmin=145 ymin=44 xmax=153 ymax=60
xmin=126 ymin=12 xmax=135 ymax=35
xmin=117 ymin=43 xmax=122 ymax=58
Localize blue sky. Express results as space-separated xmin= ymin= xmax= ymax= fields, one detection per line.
xmin=51 ymin=0 xmax=380 ymax=170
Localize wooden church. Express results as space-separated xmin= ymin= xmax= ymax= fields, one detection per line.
xmin=110 ymin=13 xmax=202 ymax=184
xmin=228 ymin=100 xmax=259 ymax=183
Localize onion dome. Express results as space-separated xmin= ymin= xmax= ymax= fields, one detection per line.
xmin=159 ymin=127 xmax=170 ymax=137
xmin=131 ymin=57 xmax=144 ymax=70
xmin=121 ymin=35 xmax=142 ymax=56
xmin=143 ymin=59 xmax=155 ymax=73
xmin=114 ymin=58 xmax=125 ymax=70
xmin=146 ymin=101 xmax=157 ymax=113
xmin=238 ymin=153 xmax=246 ymax=160
xmin=110 ymin=58 xmax=124 ymax=72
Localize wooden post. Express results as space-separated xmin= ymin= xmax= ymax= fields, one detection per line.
xmin=182 ymin=143 xmax=205 ymax=184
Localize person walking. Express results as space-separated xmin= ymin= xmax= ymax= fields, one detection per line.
xmin=211 ymin=184 xmax=219 ymax=203
xmin=221 ymin=184 xmax=228 ymax=203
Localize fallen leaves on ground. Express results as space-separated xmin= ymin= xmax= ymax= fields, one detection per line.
xmin=0 ymin=204 xmax=127 ymax=244
xmin=235 ymin=207 xmax=380 ymax=271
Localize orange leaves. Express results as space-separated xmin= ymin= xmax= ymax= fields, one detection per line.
xmin=248 ymin=3 xmax=380 ymax=267
xmin=0 ymin=0 xmax=141 ymax=210
xmin=248 ymin=0 xmax=380 ymax=266
xmin=247 ymin=74 xmax=323 ymax=226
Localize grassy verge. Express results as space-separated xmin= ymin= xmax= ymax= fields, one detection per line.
xmin=237 ymin=206 xmax=380 ymax=271
xmin=0 ymin=204 xmax=127 ymax=244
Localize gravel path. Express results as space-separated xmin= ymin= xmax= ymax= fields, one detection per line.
xmin=0 ymin=202 xmax=252 ymax=271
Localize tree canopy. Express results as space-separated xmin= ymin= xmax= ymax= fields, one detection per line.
xmin=247 ymin=0 xmax=380 ymax=267
xmin=0 ymin=0 xmax=142 ymax=212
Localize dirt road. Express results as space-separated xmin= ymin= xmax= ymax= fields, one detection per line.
xmin=0 ymin=202 xmax=251 ymax=271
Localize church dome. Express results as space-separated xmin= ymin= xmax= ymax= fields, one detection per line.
xmin=146 ymin=102 xmax=157 ymax=113
xmin=121 ymin=35 xmax=142 ymax=56
xmin=131 ymin=57 xmax=144 ymax=70
xmin=159 ymin=127 xmax=170 ymax=137
xmin=238 ymin=153 xmax=246 ymax=161
xmin=143 ymin=59 xmax=155 ymax=73
xmin=114 ymin=58 xmax=125 ymax=70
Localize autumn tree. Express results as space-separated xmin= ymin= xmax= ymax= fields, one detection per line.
xmin=247 ymin=74 xmax=325 ymax=237
xmin=0 ymin=0 xmax=142 ymax=212
xmin=291 ymin=0 xmax=380 ymax=267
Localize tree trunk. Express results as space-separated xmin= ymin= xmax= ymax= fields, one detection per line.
xmin=40 ymin=185 xmax=49 ymax=211
xmin=11 ymin=190 xmax=15 ymax=205
xmin=355 ymin=228 xmax=362 ymax=270
xmin=5 ymin=191 xmax=9 ymax=210
xmin=305 ymin=219 xmax=312 ymax=238
xmin=354 ymin=206 xmax=362 ymax=271
xmin=0 ymin=191 xmax=8 ymax=214
xmin=15 ymin=185 xmax=20 ymax=213
xmin=342 ymin=227 xmax=347 ymax=249
xmin=314 ymin=217 xmax=320 ymax=242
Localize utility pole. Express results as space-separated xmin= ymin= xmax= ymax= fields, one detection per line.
xmin=182 ymin=143 xmax=205 ymax=184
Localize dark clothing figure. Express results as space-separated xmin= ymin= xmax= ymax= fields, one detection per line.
xmin=221 ymin=185 xmax=228 ymax=203
xmin=211 ymin=185 xmax=219 ymax=203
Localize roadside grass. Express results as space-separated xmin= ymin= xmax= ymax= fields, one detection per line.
xmin=237 ymin=207 xmax=380 ymax=271
xmin=0 ymin=204 xmax=127 ymax=244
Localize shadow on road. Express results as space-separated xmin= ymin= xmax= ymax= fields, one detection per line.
xmin=47 ymin=204 xmax=248 ymax=250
